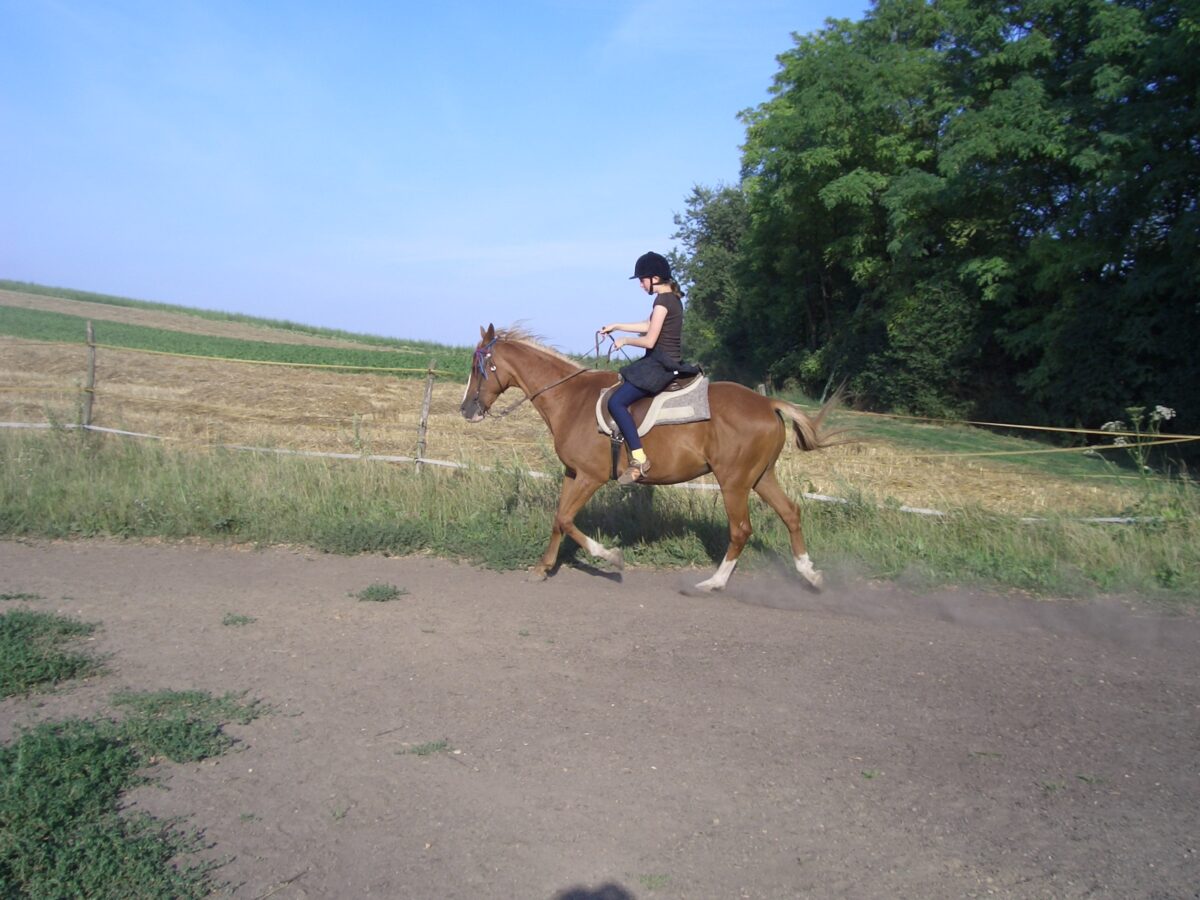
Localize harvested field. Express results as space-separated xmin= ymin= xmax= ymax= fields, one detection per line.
xmin=0 ymin=288 xmax=1143 ymax=517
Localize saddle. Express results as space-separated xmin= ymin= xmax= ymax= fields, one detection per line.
xmin=596 ymin=373 xmax=711 ymax=439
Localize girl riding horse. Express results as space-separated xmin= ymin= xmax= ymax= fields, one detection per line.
xmin=600 ymin=251 xmax=693 ymax=484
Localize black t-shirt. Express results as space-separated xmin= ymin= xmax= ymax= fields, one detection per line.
xmin=651 ymin=292 xmax=683 ymax=362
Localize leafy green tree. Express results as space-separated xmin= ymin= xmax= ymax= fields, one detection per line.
xmin=669 ymin=185 xmax=749 ymax=377
xmin=673 ymin=0 xmax=1199 ymax=439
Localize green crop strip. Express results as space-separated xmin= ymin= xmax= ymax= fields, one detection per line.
xmin=0 ymin=305 xmax=473 ymax=378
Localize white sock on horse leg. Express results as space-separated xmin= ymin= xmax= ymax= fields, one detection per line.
xmin=584 ymin=536 xmax=618 ymax=565
xmin=795 ymin=553 xmax=824 ymax=588
xmin=696 ymin=556 xmax=738 ymax=591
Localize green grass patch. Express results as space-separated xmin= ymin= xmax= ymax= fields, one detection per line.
xmin=399 ymin=739 xmax=450 ymax=757
xmin=2 ymin=428 xmax=1197 ymax=601
xmin=1 ymin=279 xmax=454 ymax=352
xmin=354 ymin=583 xmax=409 ymax=602
xmin=639 ymin=874 xmax=671 ymax=891
xmin=0 ymin=609 xmax=99 ymax=697
xmin=1 ymin=592 xmax=42 ymax=602
xmin=782 ymin=389 xmax=1191 ymax=484
xmin=111 ymin=689 xmax=266 ymax=762
xmin=221 ymin=612 xmax=256 ymax=627
xmin=0 ymin=303 xmax=472 ymax=378
xmin=0 ymin=690 xmax=265 ymax=897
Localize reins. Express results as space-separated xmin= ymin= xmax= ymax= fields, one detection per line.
xmin=488 ymin=366 xmax=590 ymax=418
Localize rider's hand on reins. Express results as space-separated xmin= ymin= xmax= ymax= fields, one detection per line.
xmin=596 ymin=329 xmax=615 ymax=363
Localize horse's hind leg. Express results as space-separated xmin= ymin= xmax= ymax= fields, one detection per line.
xmin=532 ymin=473 xmax=621 ymax=580
xmin=695 ymin=484 xmax=753 ymax=592
xmin=754 ymin=468 xmax=824 ymax=590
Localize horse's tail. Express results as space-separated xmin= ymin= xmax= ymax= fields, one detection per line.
xmin=769 ymin=392 xmax=849 ymax=452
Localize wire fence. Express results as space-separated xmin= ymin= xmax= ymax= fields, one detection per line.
xmin=2 ymin=325 xmax=1196 ymax=524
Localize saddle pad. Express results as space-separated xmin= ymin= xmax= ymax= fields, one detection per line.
xmin=596 ymin=376 xmax=711 ymax=438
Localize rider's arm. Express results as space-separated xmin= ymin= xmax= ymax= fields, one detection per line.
xmin=601 ymin=320 xmax=651 ymax=335
xmin=613 ymin=304 xmax=668 ymax=351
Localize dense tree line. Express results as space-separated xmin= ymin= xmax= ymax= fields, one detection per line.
xmin=672 ymin=0 xmax=1198 ymax=439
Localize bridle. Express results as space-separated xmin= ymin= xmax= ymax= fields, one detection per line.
xmin=469 ymin=337 xmax=590 ymax=419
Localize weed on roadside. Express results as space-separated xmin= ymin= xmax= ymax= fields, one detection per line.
xmin=639 ymin=873 xmax=671 ymax=891
xmin=354 ymin=582 xmax=409 ymax=602
xmin=398 ymin=739 xmax=450 ymax=757
xmin=1 ymin=689 xmax=266 ymax=897
xmin=0 ymin=609 xmax=99 ymax=696
xmin=112 ymin=689 xmax=266 ymax=762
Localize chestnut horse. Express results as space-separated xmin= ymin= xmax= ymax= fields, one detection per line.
xmin=460 ymin=325 xmax=840 ymax=592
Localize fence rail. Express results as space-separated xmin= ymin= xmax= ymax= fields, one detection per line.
xmin=2 ymin=322 xmax=1195 ymax=524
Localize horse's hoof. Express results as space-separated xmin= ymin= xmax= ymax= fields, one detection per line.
xmin=527 ymin=566 xmax=549 ymax=583
xmin=693 ymin=580 xmax=722 ymax=593
xmin=610 ymin=548 xmax=625 ymax=571
xmin=795 ymin=555 xmax=824 ymax=591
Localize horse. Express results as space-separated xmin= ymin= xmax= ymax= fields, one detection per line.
xmin=460 ymin=324 xmax=841 ymax=592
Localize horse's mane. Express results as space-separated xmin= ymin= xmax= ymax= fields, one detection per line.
xmin=495 ymin=325 xmax=582 ymax=368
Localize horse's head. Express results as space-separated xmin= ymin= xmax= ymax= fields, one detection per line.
xmin=460 ymin=324 xmax=510 ymax=422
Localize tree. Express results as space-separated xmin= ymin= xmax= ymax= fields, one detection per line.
xmin=671 ymin=0 xmax=1199 ymax=438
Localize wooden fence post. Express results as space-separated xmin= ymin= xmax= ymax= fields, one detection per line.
xmin=416 ymin=359 xmax=436 ymax=464
xmin=83 ymin=321 xmax=96 ymax=428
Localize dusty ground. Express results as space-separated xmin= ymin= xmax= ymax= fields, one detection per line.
xmin=2 ymin=538 xmax=1197 ymax=899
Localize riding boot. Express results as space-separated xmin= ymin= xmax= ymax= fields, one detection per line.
xmin=617 ymin=458 xmax=651 ymax=484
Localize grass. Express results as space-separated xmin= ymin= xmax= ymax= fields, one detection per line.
xmin=639 ymin=874 xmax=671 ymax=891
xmin=221 ymin=612 xmax=256 ymax=626
xmin=399 ymin=739 xmax=451 ymax=757
xmin=354 ymin=582 xmax=409 ymax=602
xmin=111 ymin=689 xmax=266 ymax=762
xmin=1 ymin=690 xmax=264 ymax=898
xmin=0 ymin=278 xmax=461 ymax=355
xmin=0 ymin=303 xmax=472 ymax=378
xmin=0 ymin=609 xmax=99 ymax=696
xmin=785 ymin=390 xmax=1194 ymax=486
xmin=2 ymin=427 xmax=1198 ymax=601
xmin=0 ymin=551 xmax=269 ymax=898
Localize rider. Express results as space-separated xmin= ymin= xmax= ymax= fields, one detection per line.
xmin=600 ymin=251 xmax=691 ymax=484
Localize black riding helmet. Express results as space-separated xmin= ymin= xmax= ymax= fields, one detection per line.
xmin=630 ymin=251 xmax=672 ymax=281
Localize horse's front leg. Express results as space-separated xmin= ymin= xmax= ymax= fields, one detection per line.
xmin=532 ymin=473 xmax=620 ymax=580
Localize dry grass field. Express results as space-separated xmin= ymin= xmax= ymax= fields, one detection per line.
xmin=0 ymin=290 xmax=1143 ymax=517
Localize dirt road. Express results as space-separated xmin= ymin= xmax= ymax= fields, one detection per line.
xmin=1 ymin=539 xmax=1197 ymax=898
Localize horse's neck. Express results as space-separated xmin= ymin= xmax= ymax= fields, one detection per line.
xmin=504 ymin=342 xmax=577 ymax=395
xmin=502 ymin=341 xmax=592 ymax=433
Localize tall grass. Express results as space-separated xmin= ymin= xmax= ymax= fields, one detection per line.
xmin=2 ymin=428 xmax=1197 ymax=600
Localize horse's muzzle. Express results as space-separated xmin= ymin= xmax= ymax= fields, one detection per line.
xmin=460 ymin=397 xmax=486 ymax=423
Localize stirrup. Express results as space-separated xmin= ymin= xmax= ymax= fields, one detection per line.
xmin=617 ymin=459 xmax=651 ymax=485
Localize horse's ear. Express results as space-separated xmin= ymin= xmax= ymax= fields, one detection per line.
xmin=485 ymin=324 xmax=496 ymax=342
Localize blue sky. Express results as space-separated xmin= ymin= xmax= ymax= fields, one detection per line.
xmin=2 ymin=0 xmax=868 ymax=353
